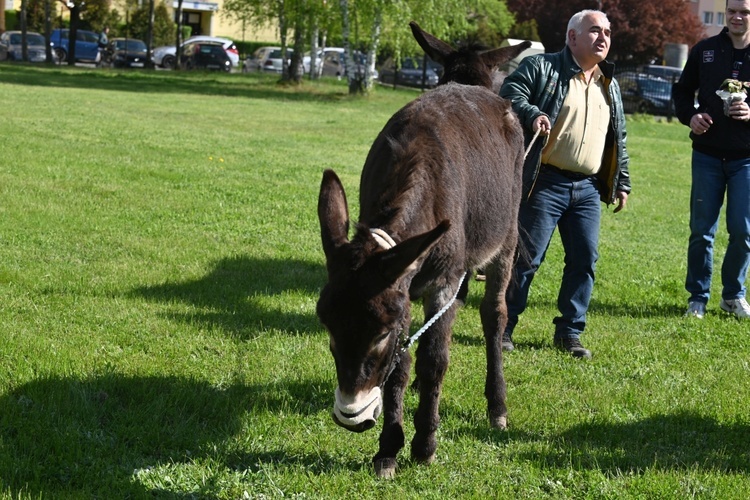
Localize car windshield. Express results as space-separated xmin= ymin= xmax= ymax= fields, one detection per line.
xmin=9 ymin=34 xmax=45 ymax=46
xmin=79 ymin=31 xmax=98 ymax=43
xmin=402 ymin=58 xmax=427 ymax=70
xmin=200 ymin=45 xmax=225 ymax=56
xmin=115 ymin=40 xmax=147 ymax=51
xmin=640 ymin=78 xmax=670 ymax=94
xmin=269 ymin=49 xmax=292 ymax=58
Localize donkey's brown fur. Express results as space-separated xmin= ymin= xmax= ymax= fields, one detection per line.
xmin=317 ymin=22 xmax=530 ymax=478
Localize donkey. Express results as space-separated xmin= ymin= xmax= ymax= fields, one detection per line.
xmin=317 ymin=22 xmax=531 ymax=478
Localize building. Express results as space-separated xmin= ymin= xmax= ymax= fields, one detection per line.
xmin=168 ymin=0 xmax=275 ymax=42
xmin=687 ymin=0 xmax=727 ymax=37
xmin=1 ymin=0 xmax=275 ymax=43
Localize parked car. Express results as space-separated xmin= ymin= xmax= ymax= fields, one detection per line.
xmin=302 ymin=47 xmax=378 ymax=80
xmin=152 ymin=36 xmax=239 ymax=69
xmin=242 ymin=46 xmax=294 ymax=73
xmin=180 ymin=40 xmax=232 ymax=72
xmin=0 ymin=31 xmax=58 ymax=63
xmin=640 ymin=64 xmax=682 ymax=82
xmin=618 ymin=72 xmax=674 ymax=115
xmin=104 ymin=38 xmax=147 ymax=68
xmin=378 ymin=56 xmax=439 ymax=89
xmin=50 ymin=28 xmax=101 ymax=64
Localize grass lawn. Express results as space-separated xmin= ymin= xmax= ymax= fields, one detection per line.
xmin=1 ymin=63 xmax=750 ymax=499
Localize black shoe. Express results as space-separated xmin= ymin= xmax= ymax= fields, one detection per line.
xmin=501 ymin=331 xmax=514 ymax=352
xmin=554 ymin=337 xmax=592 ymax=359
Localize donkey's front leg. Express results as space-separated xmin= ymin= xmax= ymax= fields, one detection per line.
xmin=411 ymin=302 xmax=458 ymax=464
xmin=373 ymin=350 xmax=411 ymax=478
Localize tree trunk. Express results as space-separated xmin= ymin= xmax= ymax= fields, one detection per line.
xmin=68 ymin=6 xmax=80 ymax=66
xmin=20 ymin=0 xmax=28 ymax=61
xmin=175 ymin=0 xmax=184 ymax=69
xmin=45 ymin=0 xmax=53 ymax=64
xmin=287 ymin=16 xmax=305 ymax=83
xmin=364 ymin=4 xmax=383 ymax=93
xmin=278 ymin=0 xmax=288 ymax=78
xmin=309 ymin=24 xmax=318 ymax=79
xmin=339 ymin=0 xmax=362 ymax=94
xmin=146 ymin=0 xmax=155 ymax=69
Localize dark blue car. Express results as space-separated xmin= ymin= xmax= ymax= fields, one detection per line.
xmin=50 ymin=29 xmax=101 ymax=64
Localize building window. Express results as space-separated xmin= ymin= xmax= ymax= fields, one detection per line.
xmin=717 ymin=12 xmax=725 ymax=25
xmin=703 ymin=11 xmax=714 ymax=24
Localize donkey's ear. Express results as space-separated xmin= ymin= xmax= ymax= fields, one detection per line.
xmin=409 ymin=21 xmax=454 ymax=65
xmin=318 ymin=169 xmax=350 ymax=260
xmin=480 ymin=41 xmax=532 ymax=69
xmin=377 ymin=220 xmax=451 ymax=283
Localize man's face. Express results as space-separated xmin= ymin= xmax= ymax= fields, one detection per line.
xmin=727 ymin=0 xmax=750 ymax=36
xmin=569 ymin=13 xmax=611 ymax=65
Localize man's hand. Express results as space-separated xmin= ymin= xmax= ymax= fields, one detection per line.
xmin=533 ymin=115 xmax=552 ymax=135
xmin=613 ymin=190 xmax=628 ymax=213
xmin=729 ymin=100 xmax=750 ymax=122
xmin=690 ymin=113 xmax=713 ymax=134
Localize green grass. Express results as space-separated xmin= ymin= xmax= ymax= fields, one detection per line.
xmin=1 ymin=63 xmax=750 ymax=499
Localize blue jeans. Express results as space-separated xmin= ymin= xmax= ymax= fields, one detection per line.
xmin=686 ymin=150 xmax=750 ymax=304
xmin=505 ymin=167 xmax=601 ymax=341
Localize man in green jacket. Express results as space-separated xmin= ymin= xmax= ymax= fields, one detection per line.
xmin=499 ymin=9 xmax=631 ymax=358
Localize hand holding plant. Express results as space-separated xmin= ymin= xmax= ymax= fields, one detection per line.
xmin=716 ymin=78 xmax=750 ymax=116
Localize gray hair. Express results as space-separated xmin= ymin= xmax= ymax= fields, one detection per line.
xmin=565 ymin=9 xmax=609 ymax=46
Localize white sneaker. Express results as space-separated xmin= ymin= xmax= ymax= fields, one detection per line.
xmin=720 ymin=298 xmax=750 ymax=319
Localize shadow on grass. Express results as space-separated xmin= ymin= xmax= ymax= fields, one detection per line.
xmin=0 ymin=374 xmax=332 ymax=496
xmin=0 ymin=63 xmax=353 ymax=102
xmin=456 ymin=410 xmax=750 ymax=474
xmin=129 ymin=255 xmax=326 ymax=337
xmin=463 ymin=285 xmax=687 ymax=323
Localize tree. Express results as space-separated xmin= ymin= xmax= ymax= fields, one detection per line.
xmin=604 ymin=0 xmax=704 ymax=64
xmin=128 ymin=2 xmax=174 ymax=46
xmin=469 ymin=0 xmax=516 ymax=47
xmin=57 ymin=0 xmax=84 ymax=65
xmin=505 ymin=0 xmax=704 ymax=64
xmin=221 ymin=0 xmax=515 ymax=93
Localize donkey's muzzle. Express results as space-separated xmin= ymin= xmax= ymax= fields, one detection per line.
xmin=332 ymin=386 xmax=382 ymax=433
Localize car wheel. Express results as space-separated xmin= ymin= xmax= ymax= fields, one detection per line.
xmin=54 ymin=48 xmax=67 ymax=63
xmin=162 ymin=54 xmax=176 ymax=69
xmin=637 ymin=101 xmax=650 ymax=114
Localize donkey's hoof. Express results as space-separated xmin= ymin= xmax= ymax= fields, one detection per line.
xmin=412 ymin=452 xmax=435 ymax=465
xmin=374 ymin=458 xmax=397 ymax=479
xmin=491 ymin=415 xmax=508 ymax=430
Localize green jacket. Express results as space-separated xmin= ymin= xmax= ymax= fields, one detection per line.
xmin=499 ymin=46 xmax=631 ymax=204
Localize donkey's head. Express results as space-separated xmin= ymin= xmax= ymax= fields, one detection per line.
xmin=409 ymin=21 xmax=532 ymax=89
xmin=317 ymin=170 xmax=449 ymax=432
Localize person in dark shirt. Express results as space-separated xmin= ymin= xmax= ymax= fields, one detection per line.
xmin=673 ymin=0 xmax=750 ymax=320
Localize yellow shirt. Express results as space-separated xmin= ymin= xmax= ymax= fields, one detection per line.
xmin=542 ymin=64 xmax=610 ymax=175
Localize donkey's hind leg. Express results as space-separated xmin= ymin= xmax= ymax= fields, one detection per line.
xmin=479 ymin=241 xmax=516 ymax=429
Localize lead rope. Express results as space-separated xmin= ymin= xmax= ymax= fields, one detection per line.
xmin=524 ymin=128 xmax=541 ymax=160
xmin=401 ymin=272 xmax=465 ymax=351
xmin=370 ymin=228 xmax=467 ymax=352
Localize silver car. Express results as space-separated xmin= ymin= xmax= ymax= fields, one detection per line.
xmin=303 ymin=48 xmax=378 ymax=80
xmin=152 ymin=36 xmax=239 ymax=69
xmin=242 ymin=46 xmax=293 ymax=73
xmin=0 ymin=31 xmax=58 ymax=63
